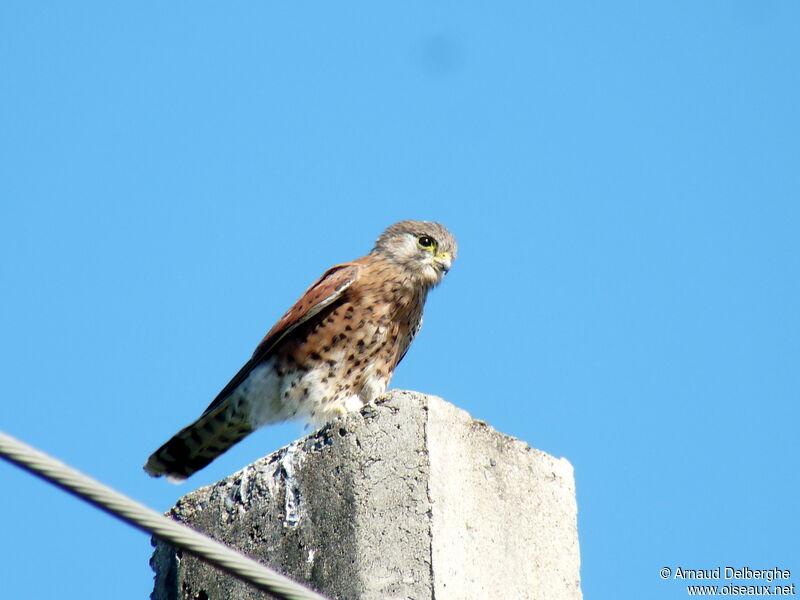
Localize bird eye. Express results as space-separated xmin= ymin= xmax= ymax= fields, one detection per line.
xmin=417 ymin=235 xmax=436 ymax=250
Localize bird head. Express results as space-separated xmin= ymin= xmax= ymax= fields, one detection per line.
xmin=373 ymin=220 xmax=458 ymax=288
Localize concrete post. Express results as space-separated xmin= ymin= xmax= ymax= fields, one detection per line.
xmin=151 ymin=390 xmax=582 ymax=600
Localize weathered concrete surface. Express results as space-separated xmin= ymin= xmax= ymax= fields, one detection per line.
xmin=151 ymin=390 xmax=582 ymax=600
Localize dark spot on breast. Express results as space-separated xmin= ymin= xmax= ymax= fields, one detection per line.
xmin=310 ymin=352 xmax=321 ymax=361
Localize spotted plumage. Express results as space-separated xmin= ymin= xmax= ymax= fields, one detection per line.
xmin=144 ymin=220 xmax=457 ymax=480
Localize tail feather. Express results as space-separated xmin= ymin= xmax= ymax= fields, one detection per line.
xmin=144 ymin=400 xmax=254 ymax=481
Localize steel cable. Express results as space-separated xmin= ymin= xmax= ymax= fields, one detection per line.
xmin=0 ymin=430 xmax=329 ymax=600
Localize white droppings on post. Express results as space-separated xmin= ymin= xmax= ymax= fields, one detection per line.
xmin=281 ymin=440 xmax=303 ymax=528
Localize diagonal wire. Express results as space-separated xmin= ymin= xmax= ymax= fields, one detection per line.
xmin=0 ymin=430 xmax=330 ymax=600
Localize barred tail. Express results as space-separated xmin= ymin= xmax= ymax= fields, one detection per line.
xmin=144 ymin=400 xmax=254 ymax=481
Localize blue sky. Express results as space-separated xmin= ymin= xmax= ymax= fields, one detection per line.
xmin=1 ymin=2 xmax=798 ymax=598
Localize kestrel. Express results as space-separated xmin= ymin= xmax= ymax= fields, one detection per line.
xmin=144 ymin=220 xmax=457 ymax=480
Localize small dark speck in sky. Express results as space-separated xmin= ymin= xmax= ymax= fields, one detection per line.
xmin=415 ymin=34 xmax=462 ymax=77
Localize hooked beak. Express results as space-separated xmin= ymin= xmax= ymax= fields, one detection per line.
xmin=434 ymin=251 xmax=453 ymax=273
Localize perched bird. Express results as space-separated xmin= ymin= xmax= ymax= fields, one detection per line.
xmin=144 ymin=220 xmax=457 ymax=480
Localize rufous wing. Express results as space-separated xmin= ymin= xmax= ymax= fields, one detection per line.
xmin=198 ymin=261 xmax=362 ymax=416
